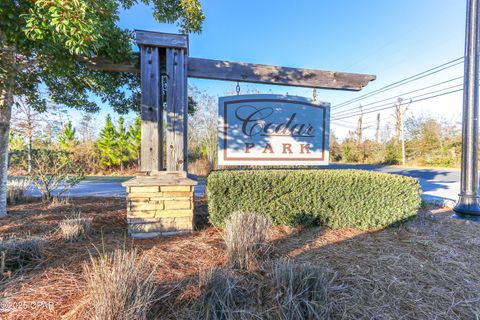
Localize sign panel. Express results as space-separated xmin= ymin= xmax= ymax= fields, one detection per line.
xmin=219 ymin=94 xmax=330 ymax=166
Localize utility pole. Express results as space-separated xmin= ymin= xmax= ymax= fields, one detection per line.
xmin=356 ymin=105 xmax=363 ymax=145
xmin=375 ymin=113 xmax=380 ymax=143
xmin=401 ymin=108 xmax=406 ymax=166
xmin=454 ymin=0 xmax=480 ymax=218
xmin=394 ymin=98 xmax=409 ymax=166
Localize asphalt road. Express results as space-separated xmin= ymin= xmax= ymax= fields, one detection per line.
xmin=24 ymin=165 xmax=461 ymax=203
xmin=324 ymin=164 xmax=459 ymax=203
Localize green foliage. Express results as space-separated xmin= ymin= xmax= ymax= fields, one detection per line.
xmin=340 ymin=139 xmax=360 ymax=163
xmin=405 ymin=115 xmax=461 ymax=167
xmin=9 ymin=131 xmax=25 ymax=151
xmin=128 ymin=117 xmax=141 ymax=166
xmin=117 ymin=116 xmax=130 ymax=170
xmin=208 ymin=169 xmax=421 ymax=230
xmin=58 ymin=120 xmax=78 ymax=149
xmin=96 ymin=114 xmax=140 ymax=170
xmin=1 ymin=0 xmax=204 ymax=114
xmin=384 ymin=140 xmax=400 ymax=165
xmin=96 ymin=114 xmax=119 ymax=167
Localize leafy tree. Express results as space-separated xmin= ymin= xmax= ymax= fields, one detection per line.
xmin=8 ymin=132 xmax=25 ymax=151
xmin=97 ymin=114 xmax=119 ymax=168
xmin=0 ymin=0 xmax=204 ymax=215
xmin=128 ymin=117 xmax=141 ymax=168
xmin=58 ymin=120 xmax=78 ymax=149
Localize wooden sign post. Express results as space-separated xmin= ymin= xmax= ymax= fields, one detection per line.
xmin=119 ymin=30 xmax=375 ymax=237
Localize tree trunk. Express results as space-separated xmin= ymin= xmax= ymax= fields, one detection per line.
xmin=0 ymin=36 xmax=16 ymax=217
xmin=27 ymin=135 xmax=32 ymax=174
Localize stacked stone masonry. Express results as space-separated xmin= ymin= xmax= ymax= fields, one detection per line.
xmin=126 ymin=185 xmax=195 ymax=236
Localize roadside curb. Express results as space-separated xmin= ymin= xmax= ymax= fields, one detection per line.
xmin=421 ymin=195 xmax=456 ymax=209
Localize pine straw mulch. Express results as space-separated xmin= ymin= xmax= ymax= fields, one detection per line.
xmin=0 ymin=198 xmax=479 ymax=319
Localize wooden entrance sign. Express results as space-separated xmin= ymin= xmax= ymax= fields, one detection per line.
xmin=115 ymin=30 xmax=375 ymax=237
xmin=219 ymin=94 xmax=330 ymax=166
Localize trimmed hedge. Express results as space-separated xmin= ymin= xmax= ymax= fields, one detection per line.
xmin=207 ymin=169 xmax=421 ymax=230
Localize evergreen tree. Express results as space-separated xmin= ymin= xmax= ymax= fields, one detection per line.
xmin=97 ymin=114 xmax=119 ymax=168
xmin=128 ymin=117 xmax=141 ymax=169
xmin=117 ymin=117 xmax=130 ymax=171
xmin=59 ymin=120 xmax=78 ymax=149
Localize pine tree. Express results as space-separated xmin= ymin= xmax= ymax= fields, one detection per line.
xmin=128 ymin=117 xmax=141 ymax=169
xmin=117 ymin=117 xmax=130 ymax=171
xmin=97 ymin=114 xmax=120 ymax=168
xmin=59 ymin=120 xmax=78 ymax=149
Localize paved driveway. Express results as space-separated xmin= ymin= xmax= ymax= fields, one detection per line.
xmin=23 ymin=165 xmax=461 ymax=203
xmin=24 ymin=176 xmax=206 ymax=198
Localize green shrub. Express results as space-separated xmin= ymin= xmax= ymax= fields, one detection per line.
xmin=207 ymin=169 xmax=421 ymax=230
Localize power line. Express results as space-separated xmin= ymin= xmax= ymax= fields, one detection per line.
xmin=331 ymin=57 xmax=464 ymax=110
xmin=332 ymin=87 xmax=463 ymax=121
xmin=333 ymin=84 xmax=463 ymax=119
xmin=332 ymin=84 xmax=462 ymax=119
xmin=333 ymin=77 xmax=463 ymax=117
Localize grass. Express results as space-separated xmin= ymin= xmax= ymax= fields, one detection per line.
xmin=268 ymin=260 xmax=332 ymax=319
xmin=59 ymin=213 xmax=92 ymax=242
xmin=0 ymin=198 xmax=479 ymax=319
xmin=0 ymin=236 xmax=42 ymax=275
xmin=198 ymin=267 xmax=249 ymax=320
xmin=7 ymin=178 xmax=31 ymax=204
xmin=83 ymin=248 xmax=157 ymax=320
xmin=224 ymin=211 xmax=271 ymax=270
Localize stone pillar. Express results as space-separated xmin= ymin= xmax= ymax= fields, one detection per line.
xmin=122 ymin=172 xmax=197 ymax=238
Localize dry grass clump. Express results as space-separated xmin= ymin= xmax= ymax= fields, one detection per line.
xmin=198 ymin=267 xmax=253 ymax=320
xmin=59 ymin=214 xmax=92 ymax=242
xmin=196 ymin=262 xmax=334 ymax=320
xmin=49 ymin=196 xmax=71 ymax=207
xmin=83 ymin=248 xmax=157 ymax=320
xmin=224 ymin=211 xmax=271 ymax=270
xmin=268 ymin=260 xmax=332 ymax=320
xmin=7 ymin=178 xmax=31 ymax=204
xmin=0 ymin=236 xmax=42 ymax=275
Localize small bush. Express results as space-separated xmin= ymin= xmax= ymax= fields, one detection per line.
xmin=7 ymin=178 xmax=31 ymax=204
xmin=59 ymin=214 xmax=92 ymax=242
xmin=29 ymin=149 xmax=84 ymax=202
xmin=0 ymin=237 xmax=42 ymax=274
xmin=83 ymin=249 xmax=156 ymax=320
xmin=208 ymin=169 xmax=421 ymax=229
xmin=268 ymin=260 xmax=332 ymax=320
xmin=224 ymin=211 xmax=271 ymax=270
xmin=198 ymin=267 xmax=250 ymax=320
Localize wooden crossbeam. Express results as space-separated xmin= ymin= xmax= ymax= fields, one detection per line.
xmin=188 ymin=58 xmax=375 ymax=91
xmin=82 ymin=55 xmax=375 ymax=91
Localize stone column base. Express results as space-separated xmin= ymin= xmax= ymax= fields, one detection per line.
xmin=122 ymin=172 xmax=197 ymax=238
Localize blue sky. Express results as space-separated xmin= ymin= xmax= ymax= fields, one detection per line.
xmin=77 ymin=0 xmax=467 ymax=138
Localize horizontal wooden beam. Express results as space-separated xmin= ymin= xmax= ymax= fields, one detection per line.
xmin=135 ymin=30 xmax=188 ymax=49
xmin=82 ymin=54 xmax=375 ymax=91
xmin=188 ymin=58 xmax=376 ymax=91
